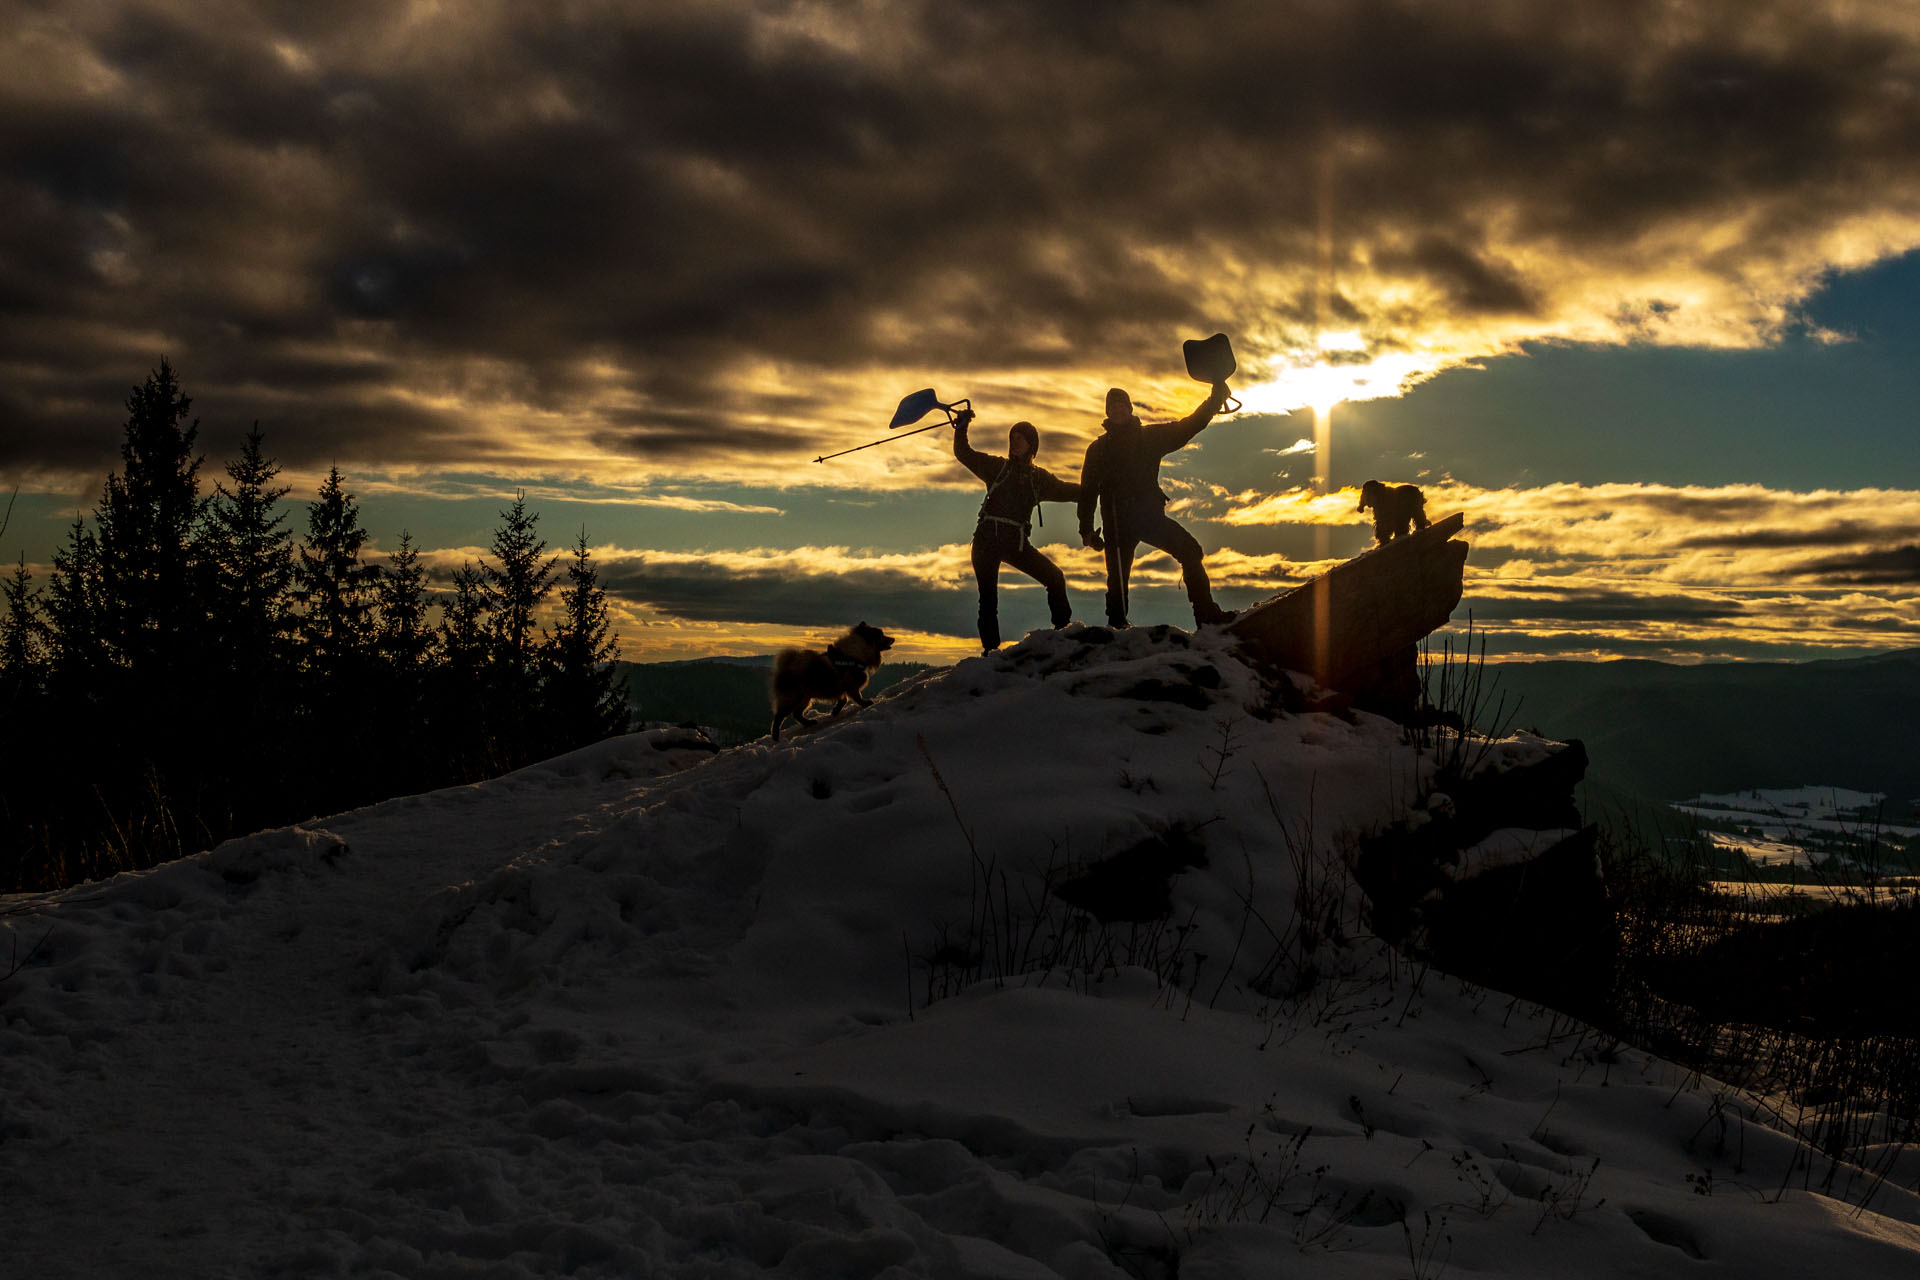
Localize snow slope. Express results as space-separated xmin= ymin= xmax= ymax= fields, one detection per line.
xmin=3 ymin=625 xmax=1917 ymax=1278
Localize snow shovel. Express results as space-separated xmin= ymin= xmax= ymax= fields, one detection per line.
xmin=1183 ymin=332 xmax=1242 ymax=412
xmin=814 ymin=388 xmax=972 ymax=463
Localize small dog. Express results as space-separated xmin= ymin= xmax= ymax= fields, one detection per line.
xmin=769 ymin=621 xmax=895 ymax=741
xmin=1357 ymin=480 xmax=1430 ymax=544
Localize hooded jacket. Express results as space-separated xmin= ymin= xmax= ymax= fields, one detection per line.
xmin=954 ymin=421 xmax=1081 ymax=531
xmin=1082 ymin=387 xmax=1228 ymax=533
xmin=1076 ymin=386 xmax=1229 ymax=534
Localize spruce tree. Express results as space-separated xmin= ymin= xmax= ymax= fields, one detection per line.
xmin=481 ymin=491 xmax=556 ymax=757
xmin=439 ymin=561 xmax=488 ymax=678
xmin=293 ymin=466 xmax=381 ymax=686
xmin=541 ymin=528 xmax=628 ymax=750
xmin=204 ymin=424 xmax=294 ymax=679
xmin=94 ymin=360 xmax=207 ymax=678
xmin=433 ymin=561 xmax=494 ymax=778
xmin=292 ymin=467 xmax=381 ymax=808
xmin=44 ymin=519 xmax=104 ymax=705
xmin=482 ymin=490 xmax=556 ymax=682
xmin=369 ymin=531 xmax=434 ymax=788
xmin=0 ymin=556 xmax=48 ymax=707
xmin=375 ymin=532 xmax=434 ymax=678
xmin=202 ymin=425 xmax=296 ymax=830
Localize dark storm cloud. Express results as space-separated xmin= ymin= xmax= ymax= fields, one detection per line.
xmin=1795 ymin=544 xmax=1920 ymax=584
xmin=1680 ymin=521 xmax=1920 ymax=549
xmin=1829 ymin=613 xmax=1920 ymax=633
xmin=1377 ymin=237 xmax=1538 ymax=315
xmin=1462 ymin=589 xmax=1744 ymax=625
xmin=8 ymin=0 xmax=1920 ymax=480
xmin=1471 ymin=630 xmax=1834 ymax=662
xmin=597 ymin=557 xmax=975 ymax=635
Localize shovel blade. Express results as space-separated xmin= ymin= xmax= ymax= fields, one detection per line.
xmin=1183 ymin=333 xmax=1237 ymax=384
xmin=889 ymin=387 xmax=948 ymax=428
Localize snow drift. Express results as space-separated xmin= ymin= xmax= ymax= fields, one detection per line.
xmin=2 ymin=624 xmax=1917 ymax=1278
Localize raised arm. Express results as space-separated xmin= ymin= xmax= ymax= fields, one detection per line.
xmin=1145 ymin=382 xmax=1231 ymax=457
xmin=951 ymin=409 xmax=1000 ymax=485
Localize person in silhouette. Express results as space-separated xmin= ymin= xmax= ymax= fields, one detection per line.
xmin=1076 ymin=384 xmax=1234 ymax=628
xmin=952 ymin=409 xmax=1081 ymax=653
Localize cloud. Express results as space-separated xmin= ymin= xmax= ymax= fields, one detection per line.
xmin=1677 ymin=522 xmax=1920 ymax=549
xmin=591 ymin=544 xmax=977 ymax=636
xmin=1794 ymin=543 xmax=1920 ymax=584
xmin=1461 ymin=589 xmax=1745 ymax=625
xmin=9 ymin=1 xmax=1920 ymax=489
xmin=1205 ymin=477 xmax=1920 ymax=657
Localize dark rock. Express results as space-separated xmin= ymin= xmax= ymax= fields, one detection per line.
xmin=1174 ymin=662 xmax=1223 ymax=689
xmin=1354 ymin=736 xmax=1615 ymax=1020
xmin=1118 ymin=678 xmax=1213 ymax=709
xmin=1055 ymin=823 xmax=1209 ymax=923
xmin=1227 ymin=513 xmax=1467 ymax=717
xmin=1438 ymin=739 xmax=1588 ymax=845
xmin=1424 ymin=825 xmax=1617 ymax=1022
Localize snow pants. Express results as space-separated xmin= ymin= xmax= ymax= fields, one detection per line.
xmin=972 ymin=520 xmax=1071 ymax=651
xmin=1102 ymin=503 xmax=1219 ymax=627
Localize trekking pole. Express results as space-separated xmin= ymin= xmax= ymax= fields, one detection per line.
xmin=813 ymin=390 xmax=971 ymax=464
xmin=814 ymin=416 xmax=952 ymax=463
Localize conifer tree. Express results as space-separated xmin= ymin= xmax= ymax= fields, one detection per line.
xmin=367 ymin=531 xmax=436 ymax=792
xmin=205 ymin=424 xmax=294 ymax=685
xmin=44 ymin=519 xmax=104 ymax=703
xmin=94 ymin=360 xmax=207 ymax=678
xmin=541 ymin=527 xmax=628 ymax=749
xmin=293 ymin=466 xmax=381 ymax=685
xmin=200 ymin=426 xmax=297 ymax=827
xmin=375 ymin=532 xmax=434 ymax=677
xmin=433 ymin=561 xmax=494 ymax=778
xmin=439 ymin=561 xmax=488 ymax=677
xmin=0 ymin=556 xmax=49 ymax=707
xmin=482 ymin=490 xmax=556 ymax=684
xmin=480 ymin=492 xmax=556 ymax=760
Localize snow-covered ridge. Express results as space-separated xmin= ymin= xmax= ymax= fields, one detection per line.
xmin=2 ymin=625 xmax=1916 ymax=1277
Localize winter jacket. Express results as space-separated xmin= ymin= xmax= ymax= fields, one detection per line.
xmin=954 ymin=422 xmax=1081 ymax=534
xmin=1075 ymin=387 xmax=1229 ymax=534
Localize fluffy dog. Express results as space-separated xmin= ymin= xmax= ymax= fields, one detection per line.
xmin=1357 ymin=480 xmax=1430 ymax=544
xmin=769 ymin=621 xmax=895 ymax=741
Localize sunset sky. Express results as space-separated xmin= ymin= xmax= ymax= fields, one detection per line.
xmin=5 ymin=0 xmax=1919 ymax=663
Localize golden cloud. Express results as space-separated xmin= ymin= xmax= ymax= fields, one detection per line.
xmin=1219 ymin=478 xmax=1920 ymax=659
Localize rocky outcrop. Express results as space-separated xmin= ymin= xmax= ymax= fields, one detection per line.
xmin=1354 ymin=737 xmax=1617 ymax=1021
xmin=1227 ymin=513 xmax=1469 ymax=718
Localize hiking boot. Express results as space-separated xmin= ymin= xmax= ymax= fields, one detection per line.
xmin=1192 ymin=603 xmax=1237 ymax=626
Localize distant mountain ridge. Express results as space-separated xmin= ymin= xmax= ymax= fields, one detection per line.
xmin=1484 ymin=647 xmax=1920 ymax=810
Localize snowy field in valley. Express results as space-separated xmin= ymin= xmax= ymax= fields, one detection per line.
xmin=1673 ymin=787 xmax=1920 ymax=842
xmin=1702 ymin=831 xmax=1815 ymax=868
xmin=5 ymin=625 xmax=1919 ymax=1278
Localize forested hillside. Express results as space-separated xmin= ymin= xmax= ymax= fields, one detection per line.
xmin=0 ymin=364 xmax=629 ymax=891
xmin=1489 ymin=648 xmax=1920 ymax=809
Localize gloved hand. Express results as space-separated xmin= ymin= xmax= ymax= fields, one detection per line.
xmin=1082 ymin=527 xmax=1106 ymax=552
xmin=954 ymin=407 xmax=976 ymax=429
